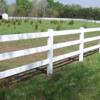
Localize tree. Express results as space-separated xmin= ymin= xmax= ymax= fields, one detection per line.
xmin=16 ymin=0 xmax=32 ymax=16
xmin=31 ymin=0 xmax=48 ymax=17
xmin=9 ymin=0 xmax=100 ymax=20
xmin=0 ymin=0 xmax=8 ymax=13
xmin=8 ymin=4 xmax=16 ymax=16
xmin=47 ymin=0 xmax=54 ymax=7
xmin=16 ymin=0 xmax=48 ymax=17
xmin=47 ymin=0 xmax=64 ymax=17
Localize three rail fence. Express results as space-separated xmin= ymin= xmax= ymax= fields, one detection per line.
xmin=0 ymin=27 xmax=100 ymax=79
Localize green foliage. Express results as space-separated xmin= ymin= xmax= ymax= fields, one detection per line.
xmin=0 ymin=0 xmax=8 ymax=12
xmin=56 ymin=23 xmax=61 ymax=30
xmin=68 ymin=20 xmax=74 ymax=25
xmin=50 ymin=20 xmax=58 ymax=24
xmin=24 ymin=19 xmax=29 ymax=23
xmin=16 ymin=0 xmax=32 ymax=16
xmin=38 ymin=20 xmax=42 ymax=24
xmin=41 ymin=28 xmax=45 ymax=32
xmin=83 ymin=24 xmax=87 ymax=28
xmin=30 ymin=20 xmax=34 ymax=25
xmin=35 ymin=23 xmax=39 ymax=30
xmin=17 ymin=20 xmax=21 ymax=25
xmin=6 ymin=0 xmax=100 ymax=20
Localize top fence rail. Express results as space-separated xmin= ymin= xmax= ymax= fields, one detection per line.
xmin=9 ymin=17 xmax=100 ymax=23
xmin=0 ymin=27 xmax=100 ymax=42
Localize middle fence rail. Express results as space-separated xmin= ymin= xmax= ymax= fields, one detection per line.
xmin=0 ymin=27 xmax=100 ymax=79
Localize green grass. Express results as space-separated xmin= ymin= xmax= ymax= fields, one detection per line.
xmin=0 ymin=20 xmax=100 ymax=35
xmin=0 ymin=53 xmax=100 ymax=100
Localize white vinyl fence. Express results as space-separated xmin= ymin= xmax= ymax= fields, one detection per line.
xmin=0 ymin=27 xmax=100 ymax=79
xmin=9 ymin=17 xmax=100 ymax=23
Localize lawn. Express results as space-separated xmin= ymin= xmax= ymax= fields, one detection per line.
xmin=0 ymin=53 xmax=100 ymax=100
xmin=0 ymin=19 xmax=100 ymax=35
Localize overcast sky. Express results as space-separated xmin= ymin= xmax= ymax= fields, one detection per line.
xmin=6 ymin=0 xmax=100 ymax=8
xmin=59 ymin=0 xmax=100 ymax=7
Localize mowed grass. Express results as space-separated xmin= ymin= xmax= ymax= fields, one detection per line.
xmin=0 ymin=53 xmax=100 ymax=100
xmin=0 ymin=19 xmax=100 ymax=35
xmin=0 ymin=20 xmax=100 ymax=71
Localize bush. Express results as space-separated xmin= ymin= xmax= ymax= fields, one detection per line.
xmin=38 ymin=20 xmax=42 ymax=24
xmin=50 ymin=20 xmax=58 ymax=24
xmin=24 ymin=19 xmax=28 ymax=23
xmin=7 ymin=24 xmax=10 ymax=27
xmin=83 ymin=24 xmax=87 ymax=28
xmin=35 ymin=23 xmax=39 ymax=30
xmin=68 ymin=20 xmax=74 ymax=25
xmin=30 ymin=20 xmax=34 ymax=25
xmin=12 ymin=20 xmax=16 ymax=26
xmin=56 ymin=23 xmax=61 ymax=30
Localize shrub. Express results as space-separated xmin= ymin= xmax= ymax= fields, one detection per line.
xmin=30 ymin=20 xmax=34 ymax=25
xmin=56 ymin=23 xmax=61 ymax=30
xmin=38 ymin=20 xmax=42 ymax=24
xmin=12 ymin=20 xmax=16 ymax=26
xmin=17 ymin=20 xmax=21 ymax=25
xmin=7 ymin=24 xmax=10 ymax=27
xmin=35 ymin=23 xmax=39 ymax=30
xmin=24 ymin=19 xmax=28 ymax=23
xmin=83 ymin=24 xmax=87 ymax=28
xmin=50 ymin=20 xmax=58 ymax=24
xmin=41 ymin=29 xmax=45 ymax=32
xmin=68 ymin=20 xmax=74 ymax=25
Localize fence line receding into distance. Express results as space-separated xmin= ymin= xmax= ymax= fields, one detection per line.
xmin=9 ymin=17 xmax=100 ymax=23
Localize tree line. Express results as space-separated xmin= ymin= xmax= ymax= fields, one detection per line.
xmin=0 ymin=0 xmax=100 ymax=20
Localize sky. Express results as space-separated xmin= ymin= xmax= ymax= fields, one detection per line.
xmin=59 ymin=0 xmax=100 ymax=8
xmin=6 ymin=0 xmax=100 ymax=8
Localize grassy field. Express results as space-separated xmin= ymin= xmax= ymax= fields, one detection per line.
xmin=0 ymin=20 xmax=100 ymax=100
xmin=0 ymin=20 xmax=100 ymax=71
xmin=0 ymin=53 xmax=100 ymax=100
xmin=0 ymin=19 xmax=100 ymax=35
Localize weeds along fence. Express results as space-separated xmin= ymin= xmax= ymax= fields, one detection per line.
xmin=0 ymin=27 xmax=100 ymax=79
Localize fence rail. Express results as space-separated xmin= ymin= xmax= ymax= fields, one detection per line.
xmin=0 ymin=27 xmax=100 ymax=79
xmin=9 ymin=17 xmax=100 ymax=23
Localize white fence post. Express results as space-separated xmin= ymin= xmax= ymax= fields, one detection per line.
xmin=79 ymin=27 xmax=84 ymax=62
xmin=47 ymin=29 xmax=54 ymax=76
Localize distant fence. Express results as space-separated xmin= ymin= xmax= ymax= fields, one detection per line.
xmin=9 ymin=17 xmax=100 ymax=23
xmin=0 ymin=27 xmax=100 ymax=79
